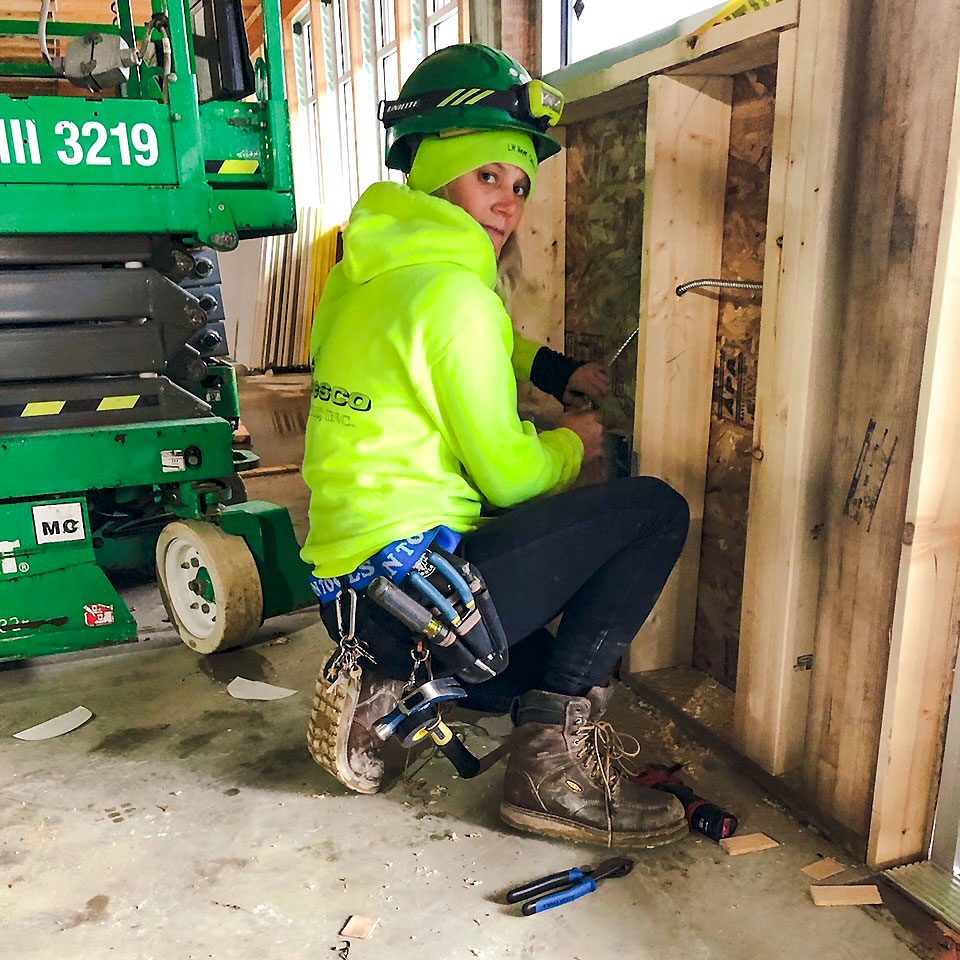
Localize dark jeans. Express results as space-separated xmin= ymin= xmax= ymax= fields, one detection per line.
xmin=320 ymin=477 xmax=689 ymax=709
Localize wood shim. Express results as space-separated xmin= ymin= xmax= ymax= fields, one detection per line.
xmin=801 ymin=858 xmax=845 ymax=881
xmin=340 ymin=915 xmax=380 ymax=939
xmin=810 ymin=885 xmax=883 ymax=907
xmin=936 ymin=921 xmax=960 ymax=945
xmin=719 ymin=833 xmax=779 ymax=856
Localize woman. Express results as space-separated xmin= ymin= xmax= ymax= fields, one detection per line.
xmin=303 ymin=44 xmax=689 ymax=848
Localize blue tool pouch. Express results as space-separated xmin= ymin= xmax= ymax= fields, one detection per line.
xmin=313 ymin=529 xmax=509 ymax=685
xmin=411 ymin=547 xmax=509 ymax=683
xmin=364 ymin=548 xmax=509 ymax=685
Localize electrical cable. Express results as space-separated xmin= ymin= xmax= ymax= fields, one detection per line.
xmin=38 ymin=0 xmax=59 ymax=71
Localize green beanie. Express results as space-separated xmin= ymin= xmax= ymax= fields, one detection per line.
xmin=406 ymin=129 xmax=539 ymax=198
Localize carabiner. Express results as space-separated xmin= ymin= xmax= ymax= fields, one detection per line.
xmin=335 ymin=586 xmax=358 ymax=643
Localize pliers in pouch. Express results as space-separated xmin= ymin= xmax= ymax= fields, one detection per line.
xmin=505 ymin=856 xmax=634 ymax=915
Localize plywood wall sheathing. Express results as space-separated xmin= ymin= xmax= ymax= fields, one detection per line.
xmin=692 ymin=63 xmax=776 ymax=690
xmin=629 ymin=75 xmax=732 ymax=674
xmin=2 ymin=0 xmax=257 ymax=55
xmin=734 ymin=1 xmax=861 ymax=777
xmin=867 ymin=48 xmax=960 ymax=870
xmin=564 ymin=100 xmax=646 ymax=438
xmin=802 ymin=0 xmax=960 ymax=846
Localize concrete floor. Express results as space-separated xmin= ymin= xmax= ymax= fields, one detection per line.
xmin=0 ymin=374 xmax=940 ymax=959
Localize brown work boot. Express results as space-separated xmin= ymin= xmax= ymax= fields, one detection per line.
xmin=499 ymin=687 xmax=688 ymax=847
xmin=307 ymin=664 xmax=405 ymax=795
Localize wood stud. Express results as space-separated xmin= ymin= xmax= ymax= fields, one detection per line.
xmin=734 ymin=0 xmax=859 ymax=777
xmin=630 ymin=74 xmax=732 ymax=674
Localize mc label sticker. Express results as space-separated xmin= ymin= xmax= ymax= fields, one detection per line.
xmin=33 ymin=502 xmax=86 ymax=544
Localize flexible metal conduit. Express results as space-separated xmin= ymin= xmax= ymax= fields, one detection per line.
xmin=675 ymin=277 xmax=764 ymax=297
xmin=607 ymin=278 xmax=765 ymax=367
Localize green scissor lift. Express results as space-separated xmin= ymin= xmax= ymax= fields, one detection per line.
xmin=0 ymin=0 xmax=316 ymax=660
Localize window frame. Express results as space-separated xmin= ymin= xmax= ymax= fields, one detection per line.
xmin=373 ymin=0 xmax=402 ymax=182
xmin=291 ymin=3 xmax=323 ymax=206
xmin=423 ymin=0 xmax=458 ymax=55
xmin=330 ymin=0 xmax=360 ymax=207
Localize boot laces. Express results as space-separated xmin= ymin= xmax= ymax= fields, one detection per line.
xmin=575 ymin=718 xmax=642 ymax=845
xmin=576 ymin=719 xmax=642 ymax=792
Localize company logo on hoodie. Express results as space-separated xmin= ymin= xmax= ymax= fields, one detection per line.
xmin=311 ymin=379 xmax=373 ymax=412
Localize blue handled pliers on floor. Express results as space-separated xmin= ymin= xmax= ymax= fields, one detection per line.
xmin=505 ymin=857 xmax=634 ymax=915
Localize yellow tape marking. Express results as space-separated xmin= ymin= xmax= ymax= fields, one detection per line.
xmin=22 ymin=401 xmax=65 ymax=417
xmin=437 ymin=88 xmax=465 ymax=107
xmin=465 ymin=89 xmax=495 ymax=105
xmin=97 ymin=395 xmax=140 ymax=411
xmin=218 ymin=159 xmax=260 ymax=175
xmin=690 ymin=0 xmax=772 ymax=38
xmin=451 ymin=87 xmax=481 ymax=106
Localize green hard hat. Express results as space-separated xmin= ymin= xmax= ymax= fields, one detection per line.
xmin=381 ymin=43 xmax=564 ymax=173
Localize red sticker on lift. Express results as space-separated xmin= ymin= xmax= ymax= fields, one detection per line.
xmin=83 ymin=603 xmax=115 ymax=627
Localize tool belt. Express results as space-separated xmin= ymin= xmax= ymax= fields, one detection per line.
xmin=311 ymin=527 xmax=509 ymax=685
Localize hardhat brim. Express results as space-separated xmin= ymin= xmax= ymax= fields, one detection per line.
xmin=385 ymin=109 xmax=562 ymax=173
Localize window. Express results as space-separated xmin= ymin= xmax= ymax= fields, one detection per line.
xmin=425 ymin=0 xmax=458 ymax=54
xmin=331 ymin=0 xmax=360 ymax=207
xmin=542 ymin=0 xmax=727 ymax=72
xmin=290 ymin=0 xmax=463 ymax=219
xmin=374 ymin=0 xmax=402 ymax=182
xmin=292 ymin=5 xmax=322 ymax=206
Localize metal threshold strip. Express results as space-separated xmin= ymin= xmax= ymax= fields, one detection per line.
xmin=885 ymin=860 xmax=960 ymax=932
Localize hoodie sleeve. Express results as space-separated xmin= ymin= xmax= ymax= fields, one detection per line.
xmin=419 ymin=278 xmax=583 ymax=508
xmin=510 ymin=333 xmax=541 ymax=382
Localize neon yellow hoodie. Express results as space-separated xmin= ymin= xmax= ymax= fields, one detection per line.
xmin=301 ymin=182 xmax=584 ymax=577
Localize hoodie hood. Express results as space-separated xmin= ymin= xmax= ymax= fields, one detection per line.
xmin=341 ymin=181 xmax=498 ymax=289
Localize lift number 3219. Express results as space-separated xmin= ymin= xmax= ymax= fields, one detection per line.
xmin=0 ymin=117 xmax=159 ymax=167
